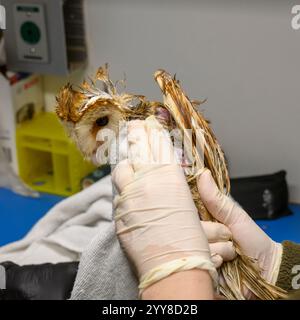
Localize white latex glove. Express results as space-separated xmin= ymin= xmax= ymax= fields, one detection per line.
xmin=197 ymin=169 xmax=283 ymax=286
xmin=112 ymin=116 xmax=218 ymax=292
xmin=201 ymin=221 xmax=236 ymax=268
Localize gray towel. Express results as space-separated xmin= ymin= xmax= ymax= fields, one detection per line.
xmin=0 ymin=175 xmax=139 ymax=299
xmin=70 ymin=210 xmax=138 ymax=300
xmin=70 ymin=179 xmax=139 ymax=300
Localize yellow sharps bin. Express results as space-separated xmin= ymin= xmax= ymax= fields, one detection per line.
xmin=16 ymin=112 xmax=95 ymax=196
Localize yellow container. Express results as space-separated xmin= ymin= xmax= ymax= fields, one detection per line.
xmin=16 ymin=112 xmax=95 ymax=196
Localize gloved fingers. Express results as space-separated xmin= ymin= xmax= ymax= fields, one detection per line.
xmin=127 ymin=120 xmax=154 ymax=172
xmin=210 ymin=254 xmax=223 ymax=268
xmin=201 ymin=221 xmax=232 ymax=243
xmin=145 ymin=116 xmax=176 ymax=165
xmin=197 ymin=169 xmax=242 ymax=226
xmin=111 ymin=159 xmax=134 ymax=194
xmin=209 ymin=241 xmax=236 ymax=263
xmin=197 ymin=169 xmax=224 ymax=222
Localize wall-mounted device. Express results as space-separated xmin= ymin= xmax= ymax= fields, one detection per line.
xmin=2 ymin=0 xmax=87 ymax=75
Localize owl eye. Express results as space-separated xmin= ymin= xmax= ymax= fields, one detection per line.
xmin=95 ymin=116 xmax=109 ymax=127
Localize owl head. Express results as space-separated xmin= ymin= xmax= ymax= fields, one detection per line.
xmin=56 ymin=64 xmax=147 ymax=163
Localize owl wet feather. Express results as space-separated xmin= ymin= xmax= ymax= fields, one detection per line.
xmin=56 ymin=65 xmax=168 ymax=162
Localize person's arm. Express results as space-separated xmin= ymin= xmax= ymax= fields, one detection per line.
xmin=197 ymin=169 xmax=300 ymax=298
xmin=197 ymin=169 xmax=282 ymax=290
xmin=112 ymin=117 xmax=217 ymax=299
xmin=142 ymin=270 xmax=214 ymax=300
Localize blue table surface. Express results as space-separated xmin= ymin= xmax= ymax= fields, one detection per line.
xmin=0 ymin=188 xmax=64 ymax=246
xmin=256 ymin=204 xmax=300 ymax=244
xmin=0 ymin=187 xmax=299 ymax=247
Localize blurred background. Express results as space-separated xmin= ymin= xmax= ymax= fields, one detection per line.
xmin=0 ymin=0 xmax=299 ymax=245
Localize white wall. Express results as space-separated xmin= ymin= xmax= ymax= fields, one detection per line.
xmin=45 ymin=0 xmax=300 ymax=202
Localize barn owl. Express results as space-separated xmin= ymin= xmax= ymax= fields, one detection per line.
xmin=56 ymin=64 xmax=157 ymax=164
xmin=55 ymin=64 xmax=286 ymax=300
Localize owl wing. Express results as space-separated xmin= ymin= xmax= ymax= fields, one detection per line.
xmin=154 ymin=69 xmax=230 ymax=194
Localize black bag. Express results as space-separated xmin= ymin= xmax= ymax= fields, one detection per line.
xmin=230 ymin=170 xmax=292 ymax=220
xmin=0 ymin=261 xmax=79 ymax=300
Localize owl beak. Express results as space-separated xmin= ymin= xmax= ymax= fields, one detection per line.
xmin=96 ymin=141 xmax=104 ymax=148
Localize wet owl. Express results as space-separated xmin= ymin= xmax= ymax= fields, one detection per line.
xmin=55 ymin=64 xmax=286 ymax=300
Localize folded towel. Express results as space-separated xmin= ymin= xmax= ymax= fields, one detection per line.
xmin=0 ymin=175 xmax=138 ymax=299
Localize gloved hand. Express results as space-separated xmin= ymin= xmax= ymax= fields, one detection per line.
xmin=197 ymin=169 xmax=283 ymax=286
xmin=111 ymin=116 xmax=218 ymax=293
xmin=201 ymin=221 xmax=236 ymax=268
